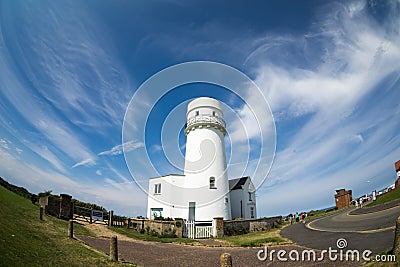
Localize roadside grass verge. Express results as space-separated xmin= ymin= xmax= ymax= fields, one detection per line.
xmin=109 ymin=227 xmax=198 ymax=245
xmin=0 ymin=185 xmax=132 ymax=266
xmin=219 ymin=227 xmax=292 ymax=247
xmin=366 ymin=189 xmax=400 ymax=208
xmin=305 ymin=207 xmax=348 ymax=222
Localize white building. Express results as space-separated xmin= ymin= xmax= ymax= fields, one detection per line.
xmin=147 ymin=97 xmax=257 ymax=221
xmin=229 ymin=177 xmax=257 ymax=219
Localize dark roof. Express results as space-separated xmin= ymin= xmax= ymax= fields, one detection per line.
xmin=229 ymin=176 xmax=249 ymax=191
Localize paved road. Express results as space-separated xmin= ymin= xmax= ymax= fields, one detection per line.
xmin=78 ymin=235 xmax=356 ymax=266
xmin=281 ymin=205 xmax=400 ymax=254
xmin=76 ymin=203 xmax=400 ymax=266
xmin=309 ymin=205 xmax=400 ymax=232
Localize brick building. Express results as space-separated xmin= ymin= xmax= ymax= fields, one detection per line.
xmin=334 ymin=189 xmax=352 ymax=209
xmin=395 ymin=160 xmax=400 ymax=188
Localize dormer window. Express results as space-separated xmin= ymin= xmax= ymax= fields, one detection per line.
xmin=209 ymin=177 xmax=216 ymax=189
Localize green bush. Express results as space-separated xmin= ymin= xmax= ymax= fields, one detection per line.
xmin=160 ymin=229 xmax=177 ymax=238
xmin=224 ymin=225 xmax=249 ymax=236
xmin=38 ymin=190 xmax=52 ymax=198
xmin=150 ymin=230 xmax=159 ymax=237
xmin=273 ymin=221 xmax=282 ymax=228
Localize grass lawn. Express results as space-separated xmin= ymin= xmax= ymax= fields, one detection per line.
xmin=219 ymin=227 xmax=292 ymax=247
xmin=0 ymin=185 xmax=133 ymax=266
xmin=110 ymin=224 xmax=292 ymax=247
xmin=109 ymin=227 xmax=198 ymax=245
xmin=366 ymin=189 xmax=400 ymax=207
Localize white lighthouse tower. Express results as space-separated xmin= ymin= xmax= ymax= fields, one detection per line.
xmin=183 ymin=97 xmax=231 ymax=220
xmin=147 ymin=97 xmax=254 ymax=221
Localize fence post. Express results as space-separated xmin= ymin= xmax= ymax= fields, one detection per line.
xmin=70 ymin=202 xmax=74 ymax=220
xmin=220 ymin=253 xmax=232 ymax=267
xmin=109 ymin=210 xmax=114 ymax=227
xmin=393 ymin=216 xmax=400 ymax=255
xmin=68 ymin=219 xmax=74 ymax=238
xmin=40 ymin=206 xmax=43 ymax=221
xmin=110 ymin=235 xmax=118 ymax=261
xmin=90 ymin=209 xmax=93 ymax=224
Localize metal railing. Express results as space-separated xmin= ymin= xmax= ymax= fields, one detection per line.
xmin=186 ymin=114 xmax=226 ymax=129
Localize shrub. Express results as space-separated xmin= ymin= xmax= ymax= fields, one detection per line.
xmin=160 ymin=229 xmax=177 ymax=238
xmin=224 ymin=225 xmax=249 ymax=236
xmin=150 ymin=230 xmax=159 ymax=237
xmin=273 ymin=221 xmax=282 ymax=229
xmin=38 ymin=190 xmax=52 ymax=198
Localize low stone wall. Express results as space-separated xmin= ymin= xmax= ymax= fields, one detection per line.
xmin=224 ymin=216 xmax=282 ymax=236
xmin=126 ymin=218 xmax=184 ymax=237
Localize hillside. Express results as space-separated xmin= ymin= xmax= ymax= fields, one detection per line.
xmin=0 ymin=184 xmax=126 ymax=266
xmin=367 ymin=188 xmax=400 ymax=207
xmin=0 ymin=177 xmax=32 ymax=200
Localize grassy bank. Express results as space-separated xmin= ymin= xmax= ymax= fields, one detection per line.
xmin=220 ymin=227 xmax=291 ymax=247
xmin=110 ymin=224 xmax=291 ymax=247
xmin=0 ymin=185 xmax=131 ymax=266
xmin=367 ymin=189 xmax=400 ymax=207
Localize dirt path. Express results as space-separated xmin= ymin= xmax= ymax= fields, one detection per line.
xmin=82 ymin=222 xmax=134 ymax=242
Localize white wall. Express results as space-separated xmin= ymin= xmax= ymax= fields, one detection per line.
xmin=229 ymin=178 xmax=257 ymax=219
xmin=147 ymin=175 xmax=186 ymax=219
xmin=230 ymin=189 xmax=243 ymax=219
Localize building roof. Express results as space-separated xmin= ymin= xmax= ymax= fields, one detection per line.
xmin=148 ymin=174 xmax=185 ymax=180
xmin=229 ymin=176 xmax=250 ymax=191
xmin=395 ymin=160 xmax=400 ymax=171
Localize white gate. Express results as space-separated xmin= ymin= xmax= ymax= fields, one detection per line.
xmin=183 ymin=221 xmax=213 ymax=239
xmin=184 ymin=220 xmax=195 ymax=238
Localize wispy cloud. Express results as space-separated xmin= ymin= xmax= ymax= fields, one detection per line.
xmin=0 ymin=138 xmax=9 ymax=149
xmin=0 ymin=146 xmax=145 ymax=216
xmin=99 ymin=140 xmax=144 ymax=156
xmin=72 ymin=158 xmax=96 ymax=168
xmin=0 ymin=1 xmax=132 ymax=172
xmin=244 ymin=1 xmax=400 ymax=214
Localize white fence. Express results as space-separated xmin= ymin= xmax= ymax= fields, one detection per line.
xmin=183 ymin=221 xmax=213 ymax=239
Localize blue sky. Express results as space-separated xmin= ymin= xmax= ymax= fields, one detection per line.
xmin=0 ymin=0 xmax=399 ymax=217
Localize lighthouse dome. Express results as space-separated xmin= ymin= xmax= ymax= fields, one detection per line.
xmin=186 ymin=97 xmax=223 ymax=117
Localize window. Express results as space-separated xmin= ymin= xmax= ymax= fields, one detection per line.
xmin=154 ymin=183 xmax=161 ymax=194
xmin=212 ymin=111 xmax=216 ymax=116
xmin=248 ymin=192 xmax=252 ymax=201
xmin=250 ymin=207 xmax=255 ymax=219
xmin=209 ymin=177 xmax=216 ymax=189
xmin=195 ymin=111 xmax=199 ymax=116
xmin=225 ymin=197 xmax=229 ymax=203
xmin=151 ymin=208 xmax=163 ymax=220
